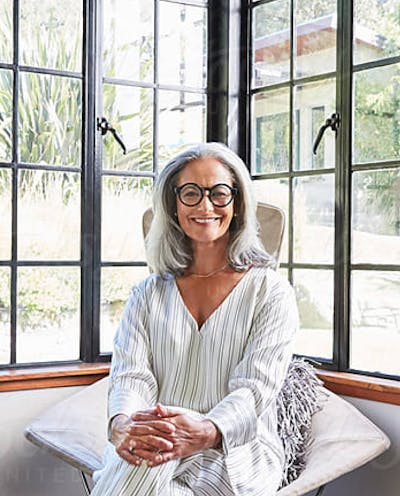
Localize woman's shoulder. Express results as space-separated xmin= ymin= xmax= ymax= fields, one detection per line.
xmin=250 ymin=265 xmax=295 ymax=299
xmin=131 ymin=271 xmax=174 ymax=299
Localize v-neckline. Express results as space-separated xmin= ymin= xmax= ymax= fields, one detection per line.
xmin=173 ymin=267 xmax=254 ymax=333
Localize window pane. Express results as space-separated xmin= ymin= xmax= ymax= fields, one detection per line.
xmin=0 ymin=169 xmax=11 ymax=260
xmin=294 ymin=78 xmax=336 ymax=170
xmin=0 ymin=0 xmax=12 ymax=63
xmin=100 ymin=266 xmax=149 ymax=353
xmin=159 ymin=2 xmax=207 ymax=89
xmin=158 ymin=90 xmax=206 ymax=167
xmin=351 ymin=271 xmax=400 ymax=375
xmin=102 ymin=85 xmax=153 ymax=171
xmin=18 ymin=171 xmax=80 ymax=261
xmin=293 ymin=174 xmax=335 ymax=264
xmin=20 ymin=0 xmax=82 ymax=72
xmin=252 ymin=0 xmax=290 ymax=87
xmin=353 ymin=63 xmax=400 ymax=164
xmin=0 ymin=69 xmax=12 ymax=162
xmin=103 ymin=0 xmax=154 ymax=83
xmin=17 ymin=267 xmax=80 ymax=363
xmin=294 ymin=1 xmax=336 ymax=78
xmin=252 ymin=178 xmax=289 ymax=264
xmin=352 ymin=169 xmax=400 ymax=265
xmin=19 ymin=73 xmax=82 ymax=166
xmin=293 ymin=269 xmax=333 ymax=359
xmin=102 ymin=176 xmax=152 ymax=262
xmin=354 ymin=0 xmax=400 ymax=65
xmin=252 ymin=88 xmax=290 ymax=174
xmin=0 ymin=267 xmax=10 ymax=364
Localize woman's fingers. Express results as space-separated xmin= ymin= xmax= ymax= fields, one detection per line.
xmin=129 ymin=434 xmax=174 ymax=452
xmin=128 ymin=419 xmax=176 ymax=435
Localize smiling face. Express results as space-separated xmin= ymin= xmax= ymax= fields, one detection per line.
xmin=175 ymin=157 xmax=235 ymax=247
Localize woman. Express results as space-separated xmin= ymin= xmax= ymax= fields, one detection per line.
xmin=92 ymin=143 xmax=298 ymax=495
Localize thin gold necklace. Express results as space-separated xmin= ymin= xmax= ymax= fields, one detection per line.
xmin=188 ymin=263 xmax=229 ymax=278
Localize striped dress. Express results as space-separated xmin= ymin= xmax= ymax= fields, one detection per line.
xmin=92 ymin=266 xmax=299 ymax=496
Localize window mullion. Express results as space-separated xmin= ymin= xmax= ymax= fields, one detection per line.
xmin=334 ymin=0 xmax=353 ymax=371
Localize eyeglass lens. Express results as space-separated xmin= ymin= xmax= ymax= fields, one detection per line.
xmin=178 ymin=184 xmax=234 ymax=207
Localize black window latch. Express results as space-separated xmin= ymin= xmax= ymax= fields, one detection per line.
xmin=97 ymin=117 xmax=127 ymax=155
xmin=312 ymin=112 xmax=340 ymax=155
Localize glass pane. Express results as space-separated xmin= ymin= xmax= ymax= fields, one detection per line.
xmin=252 ymin=88 xmax=290 ymax=174
xmin=100 ymin=266 xmax=149 ymax=353
xmin=102 ymin=84 xmax=153 ymax=171
xmin=103 ymin=0 xmax=154 ymax=83
xmin=354 ymin=0 xmax=400 ymax=65
xmin=352 ymin=169 xmax=400 ymax=265
xmin=18 ymin=171 xmax=80 ymax=260
xmin=252 ymin=178 xmax=289 ymax=264
xmin=252 ymin=0 xmax=290 ymax=87
xmin=158 ymin=91 xmax=206 ymax=168
xmin=293 ymin=174 xmax=335 ymax=264
xmin=20 ymin=0 xmax=82 ymax=72
xmin=294 ymin=1 xmax=337 ymax=78
xmin=0 ymin=267 xmax=10 ymax=364
xmin=0 ymin=69 xmax=13 ymax=162
xmin=293 ymin=269 xmax=333 ymax=359
xmin=0 ymin=0 xmax=12 ymax=63
xmin=353 ymin=63 xmax=400 ymax=164
xmin=102 ymin=176 xmax=152 ymax=262
xmin=19 ymin=73 xmax=82 ymax=166
xmin=351 ymin=270 xmax=400 ymax=375
xmin=159 ymin=2 xmax=207 ymax=88
xmin=17 ymin=267 xmax=80 ymax=363
xmin=294 ymin=78 xmax=336 ymax=170
xmin=0 ymin=169 xmax=11 ymax=260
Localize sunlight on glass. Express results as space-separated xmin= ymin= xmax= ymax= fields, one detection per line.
xmin=252 ymin=0 xmax=290 ymax=87
xmin=0 ymin=267 xmax=10 ymax=364
xmin=293 ymin=174 xmax=335 ymax=264
xmin=353 ymin=63 xmax=400 ymax=164
xmin=19 ymin=73 xmax=82 ymax=166
xmin=294 ymin=0 xmax=336 ymax=78
xmin=352 ymin=169 xmax=400 ymax=265
xmin=0 ymin=69 xmax=12 ymax=162
xmin=252 ymin=88 xmax=290 ymax=174
xmin=294 ymin=78 xmax=336 ymax=170
xmin=100 ymin=266 xmax=149 ymax=353
xmin=159 ymin=2 xmax=207 ymax=88
xmin=0 ymin=169 xmax=11 ymax=260
xmin=354 ymin=0 xmax=400 ymax=65
xmin=18 ymin=171 xmax=80 ymax=260
xmin=252 ymin=178 xmax=289 ymax=264
xmin=0 ymin=0 xmax=12 ymax=63
xmin=102 ymin=176 xmax=152 ymax=262
xmin=351 ymin=270 xmax=400 ymax=375
xmin=158 ymin=90 xmax=206 ymax=168
xmin=102 ymin=84 xmax=153 ymax=171
xmin=17 ymin=267 xmax=80 ymax=363
xmin=103 ymin=0 xmax=154 ymax=82
xmin=293 ymin=269 xmax=333 ymax=359
xmin=20 ymin=0 xmax=82 ymax=72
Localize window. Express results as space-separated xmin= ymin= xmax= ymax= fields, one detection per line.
xmin=247 ymin=0 xmax=400 ymax=378
xmin=0 ymin=0 xmax=209 ymax=367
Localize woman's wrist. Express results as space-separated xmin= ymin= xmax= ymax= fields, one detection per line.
xmin=201 ymin=419 xmax=222 ymax=449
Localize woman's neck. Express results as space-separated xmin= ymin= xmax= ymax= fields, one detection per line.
xmin=189 ymin=238 xmax=229 ymax=276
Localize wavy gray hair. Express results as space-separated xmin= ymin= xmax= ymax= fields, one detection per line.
xmin=145 ymin=142 xmax=275 ymax=275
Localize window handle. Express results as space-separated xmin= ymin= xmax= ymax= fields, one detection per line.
xmin=312 ymin=112 xmax=340 ymax=155
xmin=97 ymin=117 xmax=127 ymax=155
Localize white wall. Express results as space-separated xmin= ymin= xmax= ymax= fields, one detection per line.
xmin=1 ymin=386 xmax=399 ymax=496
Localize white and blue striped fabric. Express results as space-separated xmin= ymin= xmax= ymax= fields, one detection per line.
xmin=92 ymin=266 xmax=299 ymax=496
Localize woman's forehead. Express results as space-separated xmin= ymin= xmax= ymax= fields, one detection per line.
xmin=177 ymin=157 xmax=233 ymax=185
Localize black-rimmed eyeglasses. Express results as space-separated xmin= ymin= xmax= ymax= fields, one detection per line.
xmin=174 ymin=183 xmax=238 ymax=207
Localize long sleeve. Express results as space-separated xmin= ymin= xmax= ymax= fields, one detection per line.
xmin=108 ymin=286 xmax=158 ymax=421
xmin=205 ymin=274 xmax=298 ymax=454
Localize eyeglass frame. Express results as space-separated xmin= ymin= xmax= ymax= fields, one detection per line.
xmin=174 ymin=182 xmax=238 ymax=207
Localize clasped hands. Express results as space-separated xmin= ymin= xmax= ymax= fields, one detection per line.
xmin=111 ymin=404 xmax=221 ymax=468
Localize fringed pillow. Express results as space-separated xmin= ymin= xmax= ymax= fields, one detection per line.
xmin=277 ymin=358 xmax=327 ymax=488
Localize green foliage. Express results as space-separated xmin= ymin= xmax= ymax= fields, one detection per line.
xmin=295 ymin=283 xmax=331 ymax=330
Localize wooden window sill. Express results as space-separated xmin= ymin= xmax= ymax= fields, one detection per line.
xmin=1 ymin=364 xmax=399 ymax=405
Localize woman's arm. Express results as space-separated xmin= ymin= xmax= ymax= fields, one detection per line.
xmin=205 ymin=274 xmax=299 ymax=454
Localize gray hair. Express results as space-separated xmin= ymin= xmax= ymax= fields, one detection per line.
xmin=145 ymin=142 xmax=275 ymax=276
